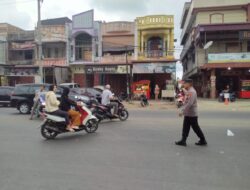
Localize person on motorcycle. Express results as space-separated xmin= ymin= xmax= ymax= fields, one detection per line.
xmin=60 ymin=88 xmax=81 ymax=128
xmin=45 ymin=85 xmax=76 ymax=132
xmin=101 ymin=84 xmax=118 ymax=117
xmin=30 ymin=85 xmax=45 ymax=120
xmin=140 ymin=91 xmax=149 ymax=107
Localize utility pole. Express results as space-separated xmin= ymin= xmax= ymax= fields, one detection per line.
xmin=37 ymin=0 xmax=43 ymax=83
xmin=125 ymin=46 xmax=130 ymax=100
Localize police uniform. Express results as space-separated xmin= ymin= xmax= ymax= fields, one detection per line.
xmin=176 ymin=80 xmax=207 ymax=146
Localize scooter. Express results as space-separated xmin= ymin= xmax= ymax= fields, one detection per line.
xmin=92 ymin=98 xmax=129 ymax=122
xmin=40 ymin=102 xmax=99 ymax=140
xmin=218 ymin=92 xmax=236 ymax=102
xmin=140 ymin=94 xmax=149 ymax=107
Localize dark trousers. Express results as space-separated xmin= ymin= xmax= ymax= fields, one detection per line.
xmin=51 ymin=110 xmax=70 ymax=125
xmin=182 ymin=116 xmax=206 ymax=141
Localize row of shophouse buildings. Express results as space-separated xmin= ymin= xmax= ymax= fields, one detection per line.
xmin=180 ymin=0 xmax=250 ymax=99
xmin=0 ymin=10 xmax=176 ymax=96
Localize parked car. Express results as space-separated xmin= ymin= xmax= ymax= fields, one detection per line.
xmin=0 ymin=86 xmax=14 ymax=107
xmin=71 ymin=88 xmax=102 ymax=103
xmin=11 ymin=84 xmax=51 ymax=114
xmin=59 ymin=83 xmax=80 ymax=89
xmin=11 ymin=83 xmax=94 ymax=114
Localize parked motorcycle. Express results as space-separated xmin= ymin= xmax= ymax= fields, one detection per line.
xmin=218 ymin=92 xmax=236 ymax=102
xmin=140 ymin=94 xmax=149 ymax=107
xmin=92 ymin=98 xmax=129 ymax=122
xmin=40 ymin=102 xmax=99 ymax=140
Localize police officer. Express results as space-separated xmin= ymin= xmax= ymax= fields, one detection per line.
xmin=175 ymin=79 xmax=207 ymax=146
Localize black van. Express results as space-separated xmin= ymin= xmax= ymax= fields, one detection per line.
xmin=0 ymin=86 xmax=14 ymax=107
xmin=11 ymin=84 xmax=51 ymax=114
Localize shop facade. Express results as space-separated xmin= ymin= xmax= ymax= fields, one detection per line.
xmin=132 ymin=62 xmax=176 ymax=98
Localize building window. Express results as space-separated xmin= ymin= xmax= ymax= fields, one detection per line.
xmin=210 ymin=13 xmax=224 ymax=24
xmin=226 ymin=42 xmax=242 ymax=53
xmin=47 ymin=48 xmax=51 ymax=58
xmin=55 ymin=48 xmax=59 ymax=58
xmin=24 ymin=50 xmax=33 ymax=60
xmin=247 ymin=41 xmax=250 ymax=52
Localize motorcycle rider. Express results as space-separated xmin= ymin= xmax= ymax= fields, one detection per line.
xmin=101 ymin=84 xmax=118 ymax=117
xmin=45 ymin=85 xmax=75 ymax=132
xmin=60 ymin=88 xmax=81 ymax=128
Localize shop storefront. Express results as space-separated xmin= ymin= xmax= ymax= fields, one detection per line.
xmin=202 ymin=52 xmax=250 ymax=98
xmin=132 ymin=62 xmax=176 ymax=98
xmin=85 ymin=64 xmax=131 ymax=94
xmin=4 ymin=66 xmax=40 ymax=86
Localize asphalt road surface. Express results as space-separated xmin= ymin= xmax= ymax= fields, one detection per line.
xmin=0 ymin=107 xmax=249 ymax=190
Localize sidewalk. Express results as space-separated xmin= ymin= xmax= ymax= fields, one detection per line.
xmin=123 ymin=99 xmax=250 ymax=111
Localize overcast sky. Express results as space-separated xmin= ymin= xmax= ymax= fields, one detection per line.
xmin=0 ymin=0 xmax=189 ymax=78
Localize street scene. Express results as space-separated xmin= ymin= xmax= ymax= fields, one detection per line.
xmin=0 ymin=0 xmax=250 ymax=189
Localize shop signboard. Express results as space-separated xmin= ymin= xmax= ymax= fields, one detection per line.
xmin=208 ymin=53 xmax=250 ymax=63
xmin=5 ymin=67 xmax=39 ymax=76
xmin=85 ymin=65 xmax=130 ymax=74
xmin=133 ymin=63 xmax=176 ymax=74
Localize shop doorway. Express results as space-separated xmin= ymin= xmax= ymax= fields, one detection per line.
xmin=216 ymin=75 xmax=239 ymax=94
xmin=133 ymin=73 xmax=171 ymax=98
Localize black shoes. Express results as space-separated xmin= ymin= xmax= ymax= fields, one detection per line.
xmin=175 ymin=140 xmax=207 ymax=146
xmin=175 ymin=140 xmax=187 ymax=147
xmin=195 ymin=140 xmax=207 ymax=146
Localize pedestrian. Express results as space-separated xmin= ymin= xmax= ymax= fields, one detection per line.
xmin=175 ymin=79 xmax=207 ymax=147
xmin=30 ymin=85 xmax=45 ymax=120
xmin=154 ymin=84 xmax=160 ymax=100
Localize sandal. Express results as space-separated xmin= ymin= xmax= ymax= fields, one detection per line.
xmin=71 ymin=126 xmax=79 ymax=130
xmin=66 ymin=128 xmax=75 ymax=132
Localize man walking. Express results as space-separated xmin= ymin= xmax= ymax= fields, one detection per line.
xmin=175 ymin=79 xmax=207 ymax=147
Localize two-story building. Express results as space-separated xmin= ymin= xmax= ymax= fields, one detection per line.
xmin=70 ymin=10 xmax=102 ymax=87
xmin=37 ymin=17 xmax=72 ymax=84
xmin=0 ymin=23 xmax=38 ymax=85
xmin=180 ymin=0 xmax=250 ymax=98
xmin=133 ymin=15 xmax=176 ymax=98
xmin=85 ymin=21 xmax=135 ymax=94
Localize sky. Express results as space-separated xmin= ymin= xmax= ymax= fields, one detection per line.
xmin=0 ymin=0 xmax=189 ymax=78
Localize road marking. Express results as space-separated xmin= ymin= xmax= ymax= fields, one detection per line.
xmin=227 ymin=129 xmax=235 ymax=137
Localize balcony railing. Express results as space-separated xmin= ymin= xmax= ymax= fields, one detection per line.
xmin=8 ymin=60 xmax=34 ymax=65
xmin=100 ymin=54 xmax=133 ymax=64
xmin=138 ymin=50 xmax=174 ymax=58
xmin=208 ymin=52 xmax=250 ymax=64
xmin=37 ymin=58 xmax=67 ymax=66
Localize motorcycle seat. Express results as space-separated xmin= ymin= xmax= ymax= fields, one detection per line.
xmin=45 ymin=114 xmax=66 ymax=122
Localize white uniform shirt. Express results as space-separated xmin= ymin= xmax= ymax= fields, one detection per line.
xmin=101 ymin=89 xmax=113 ymax=105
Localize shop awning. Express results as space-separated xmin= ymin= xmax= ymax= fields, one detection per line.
xmin=201 ymin=62 xmax=250 ymax=69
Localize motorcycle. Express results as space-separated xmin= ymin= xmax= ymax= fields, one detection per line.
xmin=40 ymin=102 xmax=99 ymax=140
xmin=218 ymin=92 xmax=236 ymax=102
xmin=140 ymin=94 xmax=149 ymax=107
xmin=92 ymin=98 xmax=129 ymax=122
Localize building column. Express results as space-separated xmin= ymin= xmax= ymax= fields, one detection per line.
xmin=247 ymin=4 xmax=250 ymax=22
xmin=94 ymin=74 xmax=100 ymax=86
xmin=210 ymin=69 xmax=217 ymax=99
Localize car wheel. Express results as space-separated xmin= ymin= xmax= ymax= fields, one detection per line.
xmin=19 ymin=102 xmax=31 ymax=114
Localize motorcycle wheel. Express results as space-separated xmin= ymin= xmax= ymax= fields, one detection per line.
xmin=85 ymin=119 xmax=99 ymax=133
xmin=41 ymin=121 xmax=58 ymax=140
xmin=119 ymin=109 xmax=129 ymax=121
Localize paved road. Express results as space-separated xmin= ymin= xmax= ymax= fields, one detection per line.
xmin=0 ymin=107 xmax=249 ymax=190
